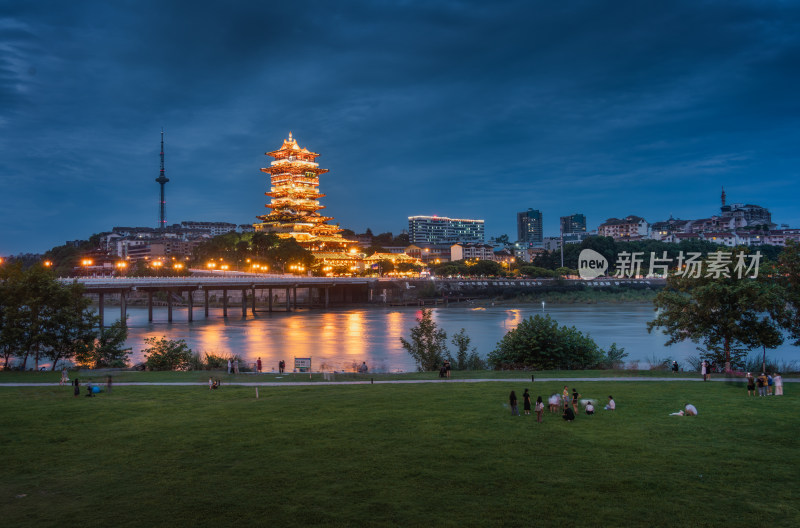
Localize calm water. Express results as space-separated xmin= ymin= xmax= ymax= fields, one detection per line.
xmin=99 ymin=303 xmax=799 ymax=372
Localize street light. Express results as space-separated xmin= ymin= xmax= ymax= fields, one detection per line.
xmin=43 ymin=260 xmax=53 ymax=267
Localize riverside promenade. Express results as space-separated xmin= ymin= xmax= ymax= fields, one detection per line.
xmin=3 ymin=376 xmax=797 ymax=387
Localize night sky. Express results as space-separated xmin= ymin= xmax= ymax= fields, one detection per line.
xmin=2 ymin=1 xmax=799 ymax=255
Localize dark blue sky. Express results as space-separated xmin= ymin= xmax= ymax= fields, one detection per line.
xmin=2 ymin=0 xmax=799 ymax=254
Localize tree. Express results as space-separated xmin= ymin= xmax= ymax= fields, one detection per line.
xmin=448 ymin=328 xmax=485 ymax=370
xmin=471 ymin=260 xmax=502 ymax=277
xmin=76 ymin=320 xmax=131 ymax=368
xmin=377 ymin=259 xmax=394 ymax=276
xmin=777 ymin=240 xmax=800 ymax=345
xmin=647 ymin=249 xmax=784 ymax=371
xmin=142 ymin=337 xmax=193 ymax=371
xmin=487 ymin=315 xmax=603 ymax=370
xmin=400 ymin=308 xmax=448 ymax=371
xmin=600 ymin=343 xmax=628 ymax=369
xmin=268 ymin=238 xmax=314 ymax=270
xmin=0 ymin=263 xmax=26 ymax=369
xmin=44 ymin=281 xmax=98 ymax=369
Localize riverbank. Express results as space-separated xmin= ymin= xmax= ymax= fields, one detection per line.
xmin=3 ymin=369 xmax=797 ymax=384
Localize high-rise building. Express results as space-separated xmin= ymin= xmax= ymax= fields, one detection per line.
xmin=407 ymin=216 xmax=484 ymax=244
xmin=560 ymin=213 xmax=586 ymax=234
xmin=253 ymin=133 xmax=362 ymax=269
xmin=517 ymin=209 xmax=543 ymax=246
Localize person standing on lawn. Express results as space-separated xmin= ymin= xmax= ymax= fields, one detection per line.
xmin=746 ymin=373 xmax=755 ymax=396
xmin=572 ymin=388 xmax=580 ymax=413
xmin=773 ymin=373 xmax=783 ymax=396
xmin=523 ymin=389 xmax=532 ymax=415
xmin=534 ymin=396 xmax=544 ymax=423
xmin=509 ymin=391 xmax=519 ymax=416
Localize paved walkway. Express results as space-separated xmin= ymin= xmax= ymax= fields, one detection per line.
xmin=2 ymin=377 xmax=797 ymax=387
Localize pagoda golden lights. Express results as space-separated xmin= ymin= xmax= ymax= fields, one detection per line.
xmin=253 ymin=133 xmax=363 ymax=271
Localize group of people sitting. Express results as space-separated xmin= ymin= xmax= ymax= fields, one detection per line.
xmin=510 ymin=385 xmax=616 ymax=422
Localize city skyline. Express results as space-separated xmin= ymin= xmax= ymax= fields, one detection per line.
xmin=2 ymin=1 xmax=799 ymax=255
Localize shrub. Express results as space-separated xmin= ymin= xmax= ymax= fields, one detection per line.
xmin=142 ymin=337 xmax=192 ymax=371
xmin=487 ymin=315 xmax=603 ymax=370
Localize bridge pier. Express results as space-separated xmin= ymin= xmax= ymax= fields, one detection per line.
xmin=148 ymin=291 xmax=153 ymax=322
xmin=286 ymin=288 xmax=291 ymax=312
xmin=188 ymin=290 xmax=193 ymax=322
xmin=241 ymin=288 xmax=247 ymax=317
xmin=325 ymin=286 xmax=329 ymax=308
xmin=222 ymin=289 xmax=228 ymax=317
xmin=204 ymin=289 xmax=209 ymax=317
xmin=268 ymin=287 xmax=273 ymax=312
xmin=293 ymin=286 xmax=298 ymax=309
xmin=120 ymin=290 xmax=127 ymax=322
xmin=251 ymin=287 xmax=256 ymax=316
xmin=167 ymin=290 xmax=173 ymax=323
xmin=98 ymin=293 xmax=105 ymax=328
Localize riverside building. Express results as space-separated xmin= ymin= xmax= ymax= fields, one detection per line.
xmin=407 ymin=216 xmax=485 ymax=245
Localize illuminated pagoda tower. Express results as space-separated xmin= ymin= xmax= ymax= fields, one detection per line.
xmin=254 ymin=133 xmax=362 ymax=270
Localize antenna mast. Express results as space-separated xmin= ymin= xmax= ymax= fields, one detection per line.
xmin=155 ymin=129 xmax=170 ymax=229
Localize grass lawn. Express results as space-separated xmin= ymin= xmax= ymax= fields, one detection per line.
xmin=1 ymin=380 xmax=798 ymax=527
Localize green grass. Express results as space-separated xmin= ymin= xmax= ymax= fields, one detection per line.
xmin=1 ymin=381 xmax=798 ymax=527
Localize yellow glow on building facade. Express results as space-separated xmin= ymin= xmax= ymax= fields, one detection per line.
xmin=253 ymin=133 xmax=363 ymax=270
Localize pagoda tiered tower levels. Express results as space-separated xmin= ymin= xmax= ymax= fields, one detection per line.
xmin=254 ymin=133 xmax=362 ymax=269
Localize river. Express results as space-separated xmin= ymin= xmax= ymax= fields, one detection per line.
xmin=100 ymin=303 xmax=799 ymax=372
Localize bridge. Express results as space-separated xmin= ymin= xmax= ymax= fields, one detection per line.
xmin=61 ymin=274 xmax=663 ymax=326
xmin=60 ymin=274 xmax=377 ymax=326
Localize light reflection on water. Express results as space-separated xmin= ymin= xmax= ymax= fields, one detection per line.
xmin=104 ymin=303 xmax=799 ymax=372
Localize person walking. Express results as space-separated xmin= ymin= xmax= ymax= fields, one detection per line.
xmin=701 ymin=360 xmax=708 ymax=381
xmin=522 ymin=389 xmax=532 ymax=415
xmin=534 ymin=396 xmax=544 ymax=423
xmin=234 ymin=359 xmax=240 ymax=375
xmin=444 ymin=359 xmax=451 ymax=379
xmin=257 ymin=357 xmax=262 ymax=373
xmin=227 ymin=359 xmax=232 ymax=375
xmin=572 ymin=388 xmax=580 ymax=414
xmin=59 ymin=366 xmax=69 ymax=386
xmin=509 ymin=391 xmax=519 ymax=416
xmin=746 ymin=373 xmax=755 ymax=396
